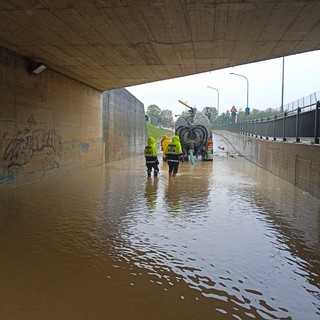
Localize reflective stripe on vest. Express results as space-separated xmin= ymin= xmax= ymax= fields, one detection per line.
xmin=145 ymin=155 xmax=157 ymax=164
xmin=166 ymin=143 xmax=178 ymax=155
xmin=166 ymin=142 xmax=180 ymax=162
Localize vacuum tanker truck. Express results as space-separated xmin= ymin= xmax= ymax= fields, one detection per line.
xmin=175 ymin=100 xmax=213 ymax=162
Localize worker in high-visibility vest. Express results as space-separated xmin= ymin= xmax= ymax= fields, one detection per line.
xmin=161 ymin=135 xmax=170 ymax=162
xmin=165 ymin=135 xmax=182 ymax=177
xmin=144 ymin=136 xmax=159 ymax=177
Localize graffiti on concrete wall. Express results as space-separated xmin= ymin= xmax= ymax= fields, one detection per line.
xmin=4 ymin=126 xmax=62 ymax=168
xmin=0 ymin=114 xmax=98 ymax=185
xmin=0 ymin=172 xmax=14 ymax=185
xmin=4 ymin=127 xmax=62 ymax=168
xmin=81 ymin=143 xmax=89 ymax=153
xmin=63 ymin=142 xmax=92 ymax=159
xmin=0 ymin=115 xmax=62 ymax=184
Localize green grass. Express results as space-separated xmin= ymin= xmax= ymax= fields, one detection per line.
xmin=147 ymin=122 xmax=174 ymax=141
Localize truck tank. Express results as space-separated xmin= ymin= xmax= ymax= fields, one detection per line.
xmin=175 ymin=103 xmax=213 ymax=161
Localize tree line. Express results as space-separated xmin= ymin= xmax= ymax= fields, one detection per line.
xmin=146 ymin=104 xmax=174 ymax=127
xmin=215 ymin=107 xmax=278 ymax=124
xmin=146 ymin=104 xmax=279 ymax=126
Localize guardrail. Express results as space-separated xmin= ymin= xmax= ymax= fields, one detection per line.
xmin=213 ymin=101 xmax=320 ymax=144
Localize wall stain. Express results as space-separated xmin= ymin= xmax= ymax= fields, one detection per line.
xmin=0 ymin=172 xmax=14 ymax=185
xmin=81 ymin=143 xmax=89 ymax=153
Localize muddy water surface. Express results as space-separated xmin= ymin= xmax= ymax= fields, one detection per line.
xmin=0 ymin=135 xmax=320 ymax=320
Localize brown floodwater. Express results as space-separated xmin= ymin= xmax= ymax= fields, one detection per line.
xmin=0 ymin=134 xmax=319 ymax=320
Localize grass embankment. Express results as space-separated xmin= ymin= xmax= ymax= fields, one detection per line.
xmin=147 ymin=123 xmax=174 ymax=142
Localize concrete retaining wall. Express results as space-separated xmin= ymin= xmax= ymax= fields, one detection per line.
xmin=103 ymin=89 xmax=147 ymax=163
xmin=0 ymin=46 xmax=103 ymax=186
xmin=217 ymin=131 xmax=320 ymax=199
xmin=0 ymin=46 xmax=147 ymax=187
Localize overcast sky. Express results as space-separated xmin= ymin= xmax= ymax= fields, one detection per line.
xmin=126 ymin=49 xmax=320 ymax=116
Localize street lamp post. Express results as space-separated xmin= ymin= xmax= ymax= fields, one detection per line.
xmin=281 ymin=57 xmax=285 ymax=113
xmin=229 ymin=72 xmax=249 ymax=112
xmin=206 ymin=86 xmax=220 ymax=115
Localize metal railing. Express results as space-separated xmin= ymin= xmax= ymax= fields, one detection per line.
xmin=281 ymin=91 xmax=319 ymax=113
xmin=214 ymin=101 xmax=320 ymax=144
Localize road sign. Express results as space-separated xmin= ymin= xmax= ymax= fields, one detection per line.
xmin=230 ymin=106 xmax=237 ymax=113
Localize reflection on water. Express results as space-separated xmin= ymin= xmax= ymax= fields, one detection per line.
xmin=0 ymin=135 xmax=320 ymax=320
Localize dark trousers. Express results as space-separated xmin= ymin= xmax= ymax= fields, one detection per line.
xmin=168 ymin=161 xmax=179 ymax=174
xmin=147 ymin=163 xmax=159 ymax=172
xmin=145 ymin=156 xmax=159 ymax=174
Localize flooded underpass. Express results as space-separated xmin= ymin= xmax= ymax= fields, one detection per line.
xmin=1 ymin=134 xmax=320 ymax=320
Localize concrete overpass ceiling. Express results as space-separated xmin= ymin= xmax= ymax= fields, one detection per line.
xmin=0 ymin=0 xmax=319 ymax=91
